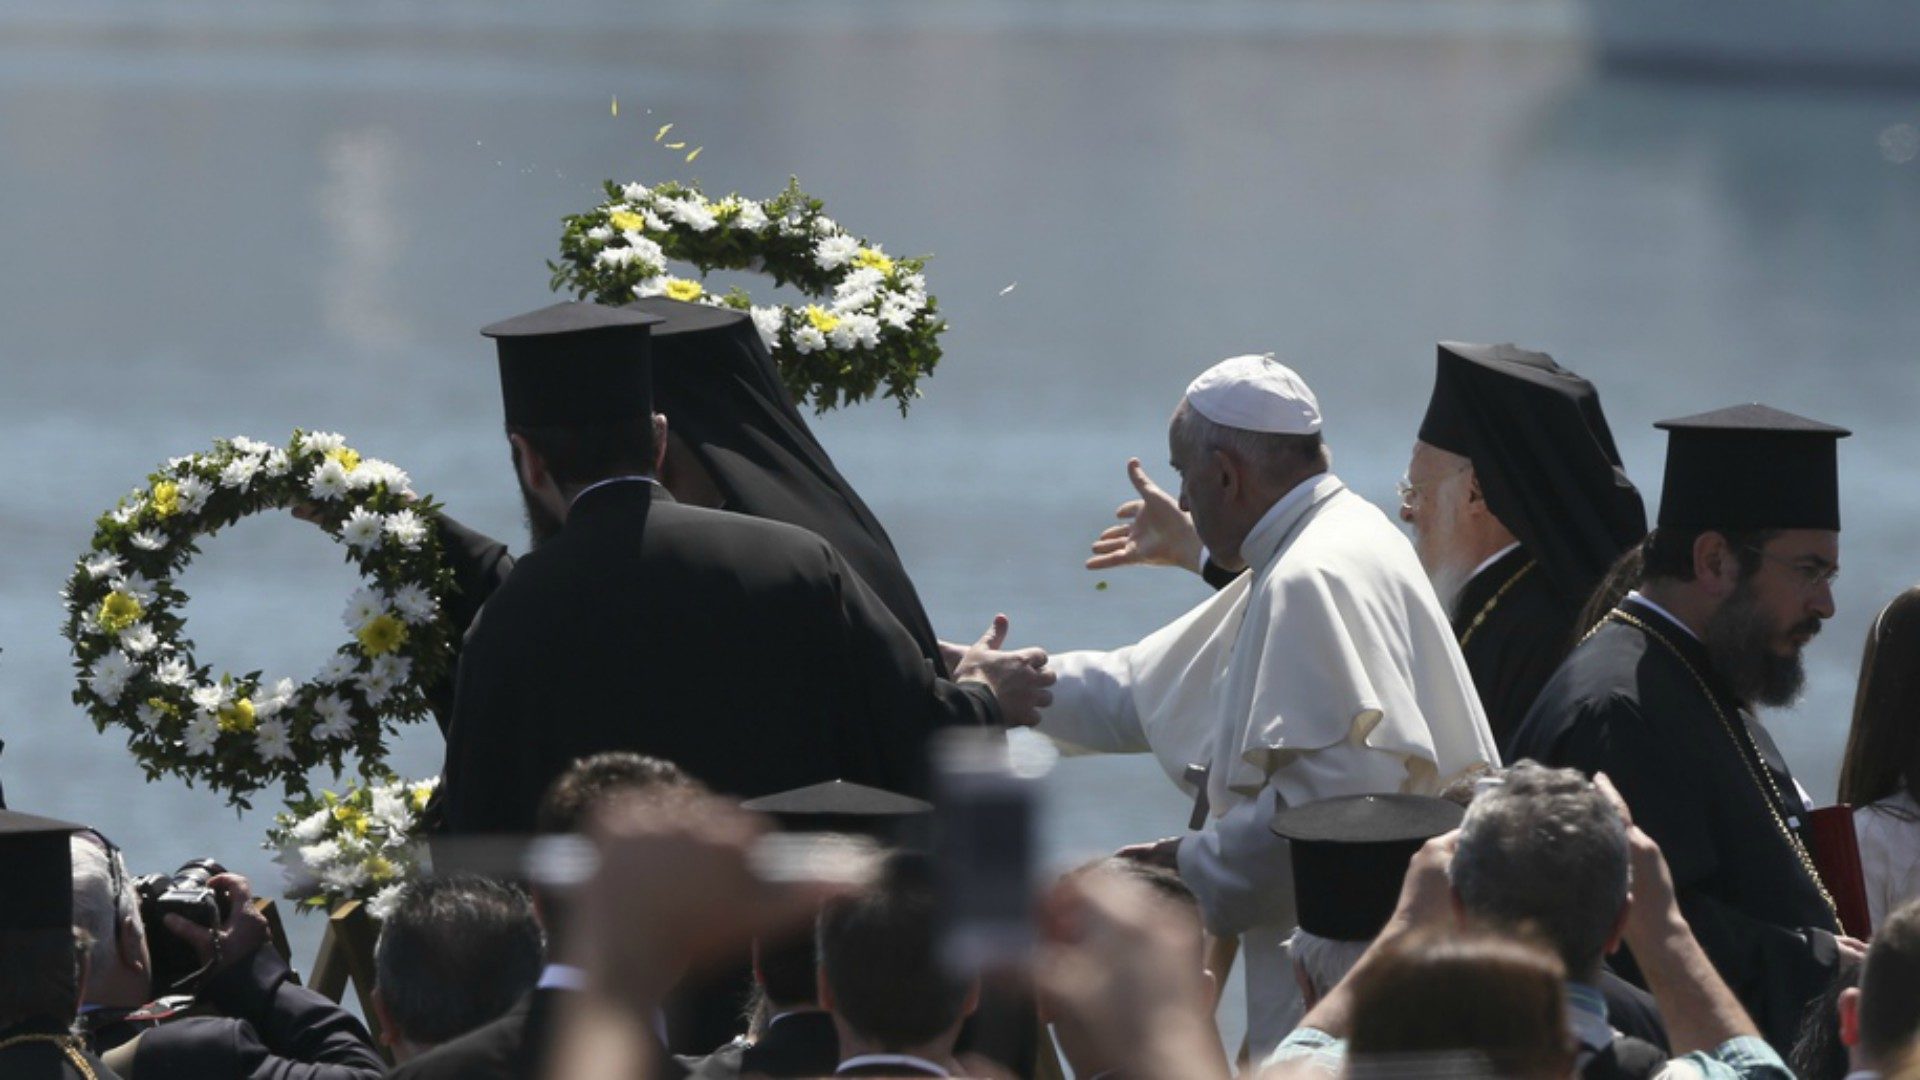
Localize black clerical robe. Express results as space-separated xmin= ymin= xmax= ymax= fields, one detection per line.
xmin=441 ymin=481 xmax=1000 ymax=835
xmin=1507 ymin=597 xmax=1841 ymax=1052
xmin=389 ymin=988 xmax=686 ymax=1080
xmin=0 ymin=1020 xmax=122 ymax=1079
xmin=682 ymin=1010 xmax=840 ymax=1080
xmin=1452 ymin=546 xmax=1583 ymax=754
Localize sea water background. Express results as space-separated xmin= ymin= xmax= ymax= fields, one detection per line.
xmin=2 ymin=0 xmax=1919 ymax=1050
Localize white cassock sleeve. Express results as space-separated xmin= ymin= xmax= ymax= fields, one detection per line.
xmin=1035 ymin=647 xmax=1152 ymax=756
xmin=1174 ymin=784 xmax=1296 ymax=937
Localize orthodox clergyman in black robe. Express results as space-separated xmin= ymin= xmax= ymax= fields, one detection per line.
xmin=0 ymin=810 xmax=124 ymax=1080
xmin=1509 ymin=404 xmax=1853 ymax=1053
xmin=439 ymin=302 xmax=1046 ymax=837
xmin=1407 ymin=343 xmax=1646 ymax=750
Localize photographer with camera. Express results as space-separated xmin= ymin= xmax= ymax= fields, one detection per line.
xmin=70 ymin=832 xmax=384 ymax=1079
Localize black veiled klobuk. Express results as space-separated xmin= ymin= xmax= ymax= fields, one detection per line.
xmin=636 ymin=298 xmax=948 ymax=673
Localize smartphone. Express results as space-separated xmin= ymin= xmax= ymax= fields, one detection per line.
xmin=932 ymin=729 xmax=1040 ymax=977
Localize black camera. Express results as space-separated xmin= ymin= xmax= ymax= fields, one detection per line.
xmin=134 ymin=858 xmax=230 ymax=994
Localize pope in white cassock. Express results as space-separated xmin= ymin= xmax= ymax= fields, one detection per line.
xmin=1036 ymin=354 xmax=1499 ymax=1056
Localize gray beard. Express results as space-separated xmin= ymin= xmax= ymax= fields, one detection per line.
xmin=1429 ymin=560 xmax=1475 ymax=619
xmin=1702 ymin=582 xmax=1816 ymax=707
xmin=518 ymin=479 xmax=563 ymax=550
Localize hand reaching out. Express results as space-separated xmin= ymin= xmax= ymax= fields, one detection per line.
xmin=1086 ymin=459 xmax=1203 ymax=575
xmin=951 ymin=614 xmax=1055 ymax=727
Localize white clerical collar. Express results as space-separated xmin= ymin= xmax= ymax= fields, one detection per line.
xmin=1624 ymin=590 xmax=1702 ymax=642
xmin=567 ymin=474 xmax=659 ymax=512
xmin=768 ymin=1007 xmax=826 ymax=1030
xmin=1240 ymin=472 xmax=1343 ymax=570
xmin=1468 ymin=542 xmax=1523 ymax=586
xmin=536 ymin=963 xmax=588 ymax=991
xmin=837 ymin=1053 xmax=950 ymax=1076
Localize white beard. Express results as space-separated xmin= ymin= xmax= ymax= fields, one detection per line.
xmin=1428 ymin=558 xmax=1475 ymax=617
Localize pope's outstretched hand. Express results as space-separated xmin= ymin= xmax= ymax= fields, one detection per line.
xmin=1086 ymin=458 xmax=1203 ymax=575
xmin=951 ymin=613 xmax=1055 ymax=727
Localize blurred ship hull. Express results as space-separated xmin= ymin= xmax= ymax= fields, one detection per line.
xmin=1586 ymin=0 xmax=1920 ymax=82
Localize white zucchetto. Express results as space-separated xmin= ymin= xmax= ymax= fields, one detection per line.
xmin=1184 ymin=354 xmax=1322 ymax=435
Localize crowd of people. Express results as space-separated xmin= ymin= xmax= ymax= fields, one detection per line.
xmin=6 ymin=295 xmax=1920 ymax=1079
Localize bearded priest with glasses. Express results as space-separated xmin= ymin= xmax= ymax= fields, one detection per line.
xmin=1508 ymin=404 xmax=1864 ymax=1055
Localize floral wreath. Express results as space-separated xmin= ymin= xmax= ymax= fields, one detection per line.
xmin=549 ymin=177 xmax=945 ymax=414
xmin=266 ymin=775 xmax=437 ymax=918
xmin=61 ymin=432 xmax=457 ymax=810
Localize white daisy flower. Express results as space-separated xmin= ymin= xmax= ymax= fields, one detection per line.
xmin=300 ymin=839 xmax=343 ymax=868
xmin=183 ymin=714 xmax=220 ymax=757
xmin=620 ymin=182 xmax=650 ymax=201
xmin=83 ymin=554 xmax=122 ymax=580
xmin=880 ymin=296 xmax=918 ymax=330
xmin=175 ymin=476 xmax=212 ymax=513
xmin=190 ymin=681 xmax=232 ymax=714
xmin=135 ymin=700 xmax=163 ymax=728
xmin=778 ymin=214 xmax=810 ymax=237
xmin=299 ymin=431 xmax=347 ymax=456
xmin=166 ymin=456 xmax=195 ymax=472
xmin=119 ymin=625 xmax=159 ymax=655
xmin=385 ymin=510 xmax=429 ymax=550
xmin=263 ymin=449 xmax=291 ymax=477
xmin=358 ymin=672 xmax=395 ymax=708
xmin=813 ymin=235 xmax=859 ymax=271
xmin=340 ymin=507 xmax=384 ymax=552
xmin=290 ymin=810 xmax=332 ymax=843
xmin=845 ymin=314 xmax=882 ymax=350
xmin=342 ymin=588 xmax=384 ymax=631
xmin=308 ymin=460 xmax=350 ymax=501
xmin=665 ymin=197 xmax=717 ymax=232
xmin=367 ymin=883 xmax=405 ymax=922
xmin=109 ymin=504 xmax=141 ymax=526
xmin=632 ymin=277 xmax=666 ymax=299
xmin=230 ymin=436 xmax=274 ymax=456
xmin=219 ymin=455 xmax=261 ymax=491
xmin=370 ymin=654 xmax=412 ymax=686
xmin=311 ymin=694 xmax=354 ymax=740
xmin=317 ymin=653 xmax=359 ymax=685
xmin=130 ymin=530 xmax=167 ymax=552
xmin=321 ymin=861 xmax=371 ymax=891
xmin=827 ymin=321 xmax=860 ymax=351
xmin=155 ymin=657 xmax=192 ymax=687
xmin=391 ymin=583 xmax=437 ymax=625
xmin=254 ymin=718 xmax=293 ymax=761
xmin=586 ymin=225 xmax=614 ymax=243
xmin=371 ymin=788 xmax=411 ymax=830
xmin=837 ymin=267 xmax=886 ymax=297
xmin=811 ymin=215 xmax=840 ymax=237
xmin=595 ymin=247 xmax=638 ymax=269
xmin=254 ymin=677 xmax=295 ymax=715
xmin=734 ymin=201 xmax=769 ymax=230
xmin=749 ymin=307 xmax=783 ymax=351
xmin=88 ymin=650 xmax=136 ymax=704
xmin=113 ymin=572 xmax=157 ymax=603
xmin=794 ymin=326 xmax=828 ymax=355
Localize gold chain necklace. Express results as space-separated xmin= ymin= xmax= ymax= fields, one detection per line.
xmin=1599 ymin=607 xmax=1840 ymax=922
xmin=0 ymin=1033 xmax=98 ymax=1080
xmin=1457 ymin=558 xmax=1538 ymax=651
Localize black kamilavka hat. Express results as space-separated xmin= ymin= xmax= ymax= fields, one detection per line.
xmin=481 ymin=301 xmax=663 ymax=427
xmin=1271 ymin=793 xmax=1463 ymax=942
xmin=1654 ymin=404 xmax=1850 ymax=531
xmin=0 ymin=809 xmax=85 ymax=931
xmin=743 ymin=780 xmax=932 ymax=845
xmin=1418 ymin=342 xmax=1647 ymax=605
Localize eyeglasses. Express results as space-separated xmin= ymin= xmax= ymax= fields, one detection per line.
xmin=1743 ymin=547 xmax=1840 ymax=589
xmin=1396 ymin=465 xmax=1470 ymax=512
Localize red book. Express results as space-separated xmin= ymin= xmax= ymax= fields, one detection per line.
xmin=1807 ymin=804 xmax=1872 ymax=939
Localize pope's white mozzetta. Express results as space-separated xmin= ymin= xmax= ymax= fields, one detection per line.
xmin=1036 ymin=359 xmax=1498 ymax=1056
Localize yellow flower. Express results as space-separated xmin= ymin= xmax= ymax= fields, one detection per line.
xmin=333 ymin=805 xmax=370 ymax=836
xmin=663 ymin=277 xmax=704 ymax=302
xmin=805 ymin=305 xmax=841 ymax=333
xmin=853 ymin=248 xmax=895 ymax=274
xmin=98 ymin=591 xmax=143 ymax=633
xmin=326 ymin=447 xmax=361 ymax=472
xmin=217 ymin=697 xmax=256 ymax=734
xmin=357 ymin=614 xmax=408 ymax=656
xmin=150 ymin=481 xmax=180 ymax=518
xmin=145 ymin=696 xmax=176 ymax=718
xmin=367 ymin=855 xmax=396 ymax=882
xmin=410 ymin=784 xmax=434 ymax=812
xmin=608 ymin=210 xmax=647 ymax=233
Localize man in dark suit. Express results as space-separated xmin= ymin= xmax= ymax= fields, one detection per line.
xmin=820 ymin=852 xmax=975 ymax=1079
xmin=440 ymin=301 xmax=1053 ymax=837
xmin=394 ymin=753 xmax=701 ymax=1080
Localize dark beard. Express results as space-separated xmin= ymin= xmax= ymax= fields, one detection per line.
xmin=1703 ymin=582 xmax=1818 ymax=707
xmin=518 ymin=477 xmax=564 ymax=550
